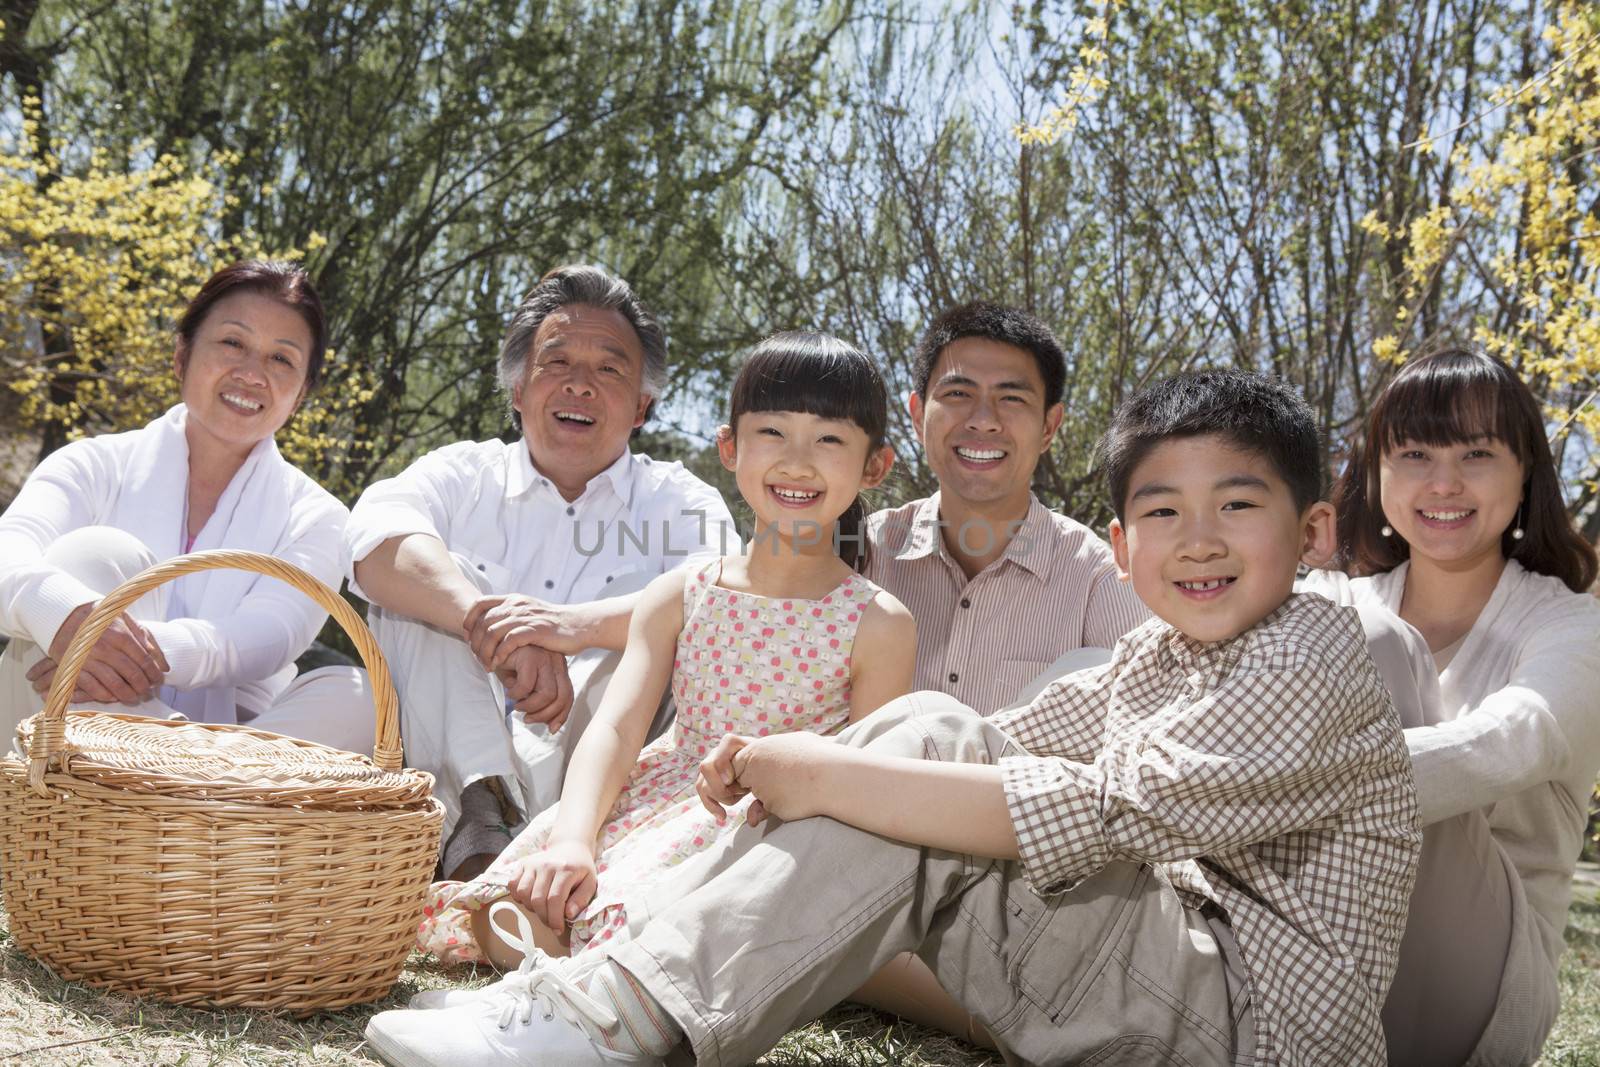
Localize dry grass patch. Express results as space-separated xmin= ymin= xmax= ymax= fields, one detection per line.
xmin=2 ymin=887 xmax=1595 ymax=1066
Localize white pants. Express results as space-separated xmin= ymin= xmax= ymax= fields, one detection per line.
xmin=367 ymin=556 xmax=668 ymax=856
xmin=0 ymin=526 xmax=374 ymax=755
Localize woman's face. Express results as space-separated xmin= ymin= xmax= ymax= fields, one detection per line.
xmin=1378 ymin=434 xmax=1525 ymax=571
xmin=175 ymin=291 xmax=311 ymax=457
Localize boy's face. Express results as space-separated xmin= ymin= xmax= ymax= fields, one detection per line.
xmin=1109 ymin=434 xmax=1334 ymax=643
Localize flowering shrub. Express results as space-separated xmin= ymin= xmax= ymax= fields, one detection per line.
xmin=0 ymin=97 xmax=373 ymax=496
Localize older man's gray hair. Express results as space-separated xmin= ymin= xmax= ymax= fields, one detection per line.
xmin=497 ymin=264 xmax=668 ymax=420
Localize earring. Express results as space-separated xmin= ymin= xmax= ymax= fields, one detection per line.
xmin=1380 ymin=523 xmax=1394 ymax=538
xmin=1511 ymin=503 xmax=1525 ymax=542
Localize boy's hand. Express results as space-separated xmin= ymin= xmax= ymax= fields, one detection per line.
xmin=696 ymin=734 xmax=753 ymax=821
xmin=726 ymin=732 xmax=836 ymax=826
xmin=504 ymin=840 xmax=597 ymax=938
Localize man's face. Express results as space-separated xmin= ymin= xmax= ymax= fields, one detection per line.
xmin=512 ymin=304 xmax=651 ymax=499
xmin=1109 ymin=434 xmax=1333 ymax=643
xmin=909 ymin=338 xmax=1064 ymax=514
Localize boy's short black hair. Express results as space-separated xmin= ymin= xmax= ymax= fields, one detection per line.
xmin=1098 ymin=369 xmax=1323 ymax=521
xmin=911 ymin=302 xmax=1067 ymax=406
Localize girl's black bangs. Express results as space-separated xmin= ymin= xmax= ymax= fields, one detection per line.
xmin=734 ymin=345 xmax=886 ymax=436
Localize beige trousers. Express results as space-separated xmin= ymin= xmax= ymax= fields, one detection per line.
xmin=610 ymin=693 xmax=1255 ymax=1067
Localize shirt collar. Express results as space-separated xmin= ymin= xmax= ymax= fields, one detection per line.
xmin=900 ymin=493 xmax=948 ymax=560
xmin=1160 ymin=596 xmax=1298 ymax=672
xmin=996 ymin=496 xmax=1056 ymax=580
xmin=905 ymin=492 xmax=1055 ymax=580
xmin=505 ymin=440 xmax=637 ymax=507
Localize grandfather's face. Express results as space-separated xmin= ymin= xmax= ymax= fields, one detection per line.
xmin=513 ymin=303 xmax=651 ymax=501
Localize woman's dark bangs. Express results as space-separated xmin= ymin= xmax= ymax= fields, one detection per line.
xmin=1374 ymin=358 xmax=1526 ymax=461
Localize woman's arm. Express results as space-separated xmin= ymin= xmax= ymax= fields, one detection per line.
xmin=0 ymin=441 xmax=167 ymax=703
xmin=0 ymin=441 xmax=111 ymax=647
xmin=846 ymin=591 xmax=916 ymax=721
xmin=1406 ymin=597 xmax=1600 ymax=826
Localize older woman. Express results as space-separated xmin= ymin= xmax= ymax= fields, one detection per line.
xmin=0 ymin=260 xmax=371 ymax=753
xmin=1306 ymin=348 xmax=1600 ymax=1065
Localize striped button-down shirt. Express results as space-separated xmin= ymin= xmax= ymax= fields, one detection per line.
xmin=993 ymin=593 xmax=1420 ymax=1065
xmin=863 ymin=493 xmax=1149 ymax=714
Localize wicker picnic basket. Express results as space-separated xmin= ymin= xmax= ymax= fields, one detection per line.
xmin=0 ymin=550 xmax=443 ymax=1014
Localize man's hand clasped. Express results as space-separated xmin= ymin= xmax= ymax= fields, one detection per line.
xmin=464 ymin=594 xmax=581 ymax=730
xmin=696 ymin=731 xmax=833 ymax=827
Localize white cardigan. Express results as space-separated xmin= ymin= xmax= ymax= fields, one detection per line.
xmin=1304 ymin=561 xmax=1600 ymax=998
xmin=0 ymin=405 xmax=349 ymax=723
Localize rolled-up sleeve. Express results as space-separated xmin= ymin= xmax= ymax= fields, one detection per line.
xmin=1000 ymin=659 xmax=1402 ymax=897
xmin=346 ymin=443 xmax=477 ymax=599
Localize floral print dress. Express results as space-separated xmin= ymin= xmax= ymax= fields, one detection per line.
xmin=415 ymin=558 xmax=880 ymax=964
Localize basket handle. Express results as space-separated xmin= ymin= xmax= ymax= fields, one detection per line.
xmin=30 ymin=549 xmax=403 ymax=788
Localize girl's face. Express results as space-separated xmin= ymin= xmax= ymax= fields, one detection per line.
xmin=718 ymin=410 xmax=893 ymax=551
xmin=1377 ymin=433 xmax=1525 ymax=572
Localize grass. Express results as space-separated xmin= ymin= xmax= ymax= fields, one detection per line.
xmin=1 ymin=881 xmax=1596 ymax=1066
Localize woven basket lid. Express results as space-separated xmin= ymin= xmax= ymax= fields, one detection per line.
xmin=13 ymin=711 xmax=435 ymax=811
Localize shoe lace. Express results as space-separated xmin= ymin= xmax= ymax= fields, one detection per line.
xmin=483 ymin=900 xmax=619 ymax=1033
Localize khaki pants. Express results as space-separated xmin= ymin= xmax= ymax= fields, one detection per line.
xmin=610 ymin=693 xmax=1255 ymax=1067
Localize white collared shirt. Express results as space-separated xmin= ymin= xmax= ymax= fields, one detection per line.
xmin=346 ymin=438 xmax=737 ymax=604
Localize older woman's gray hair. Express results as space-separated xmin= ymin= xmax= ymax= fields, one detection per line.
xmin=497 ymin=264 xmax=668 ymax=422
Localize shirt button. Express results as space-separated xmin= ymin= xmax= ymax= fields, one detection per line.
xmin=476 ymin=563 xmax=486 ymax=572
xmin=605 ymin=575 xmax=614 ymax=584
xmin=948 ymin=672 xmax=959 ymax=684
xmin=544 ymin=579 xmax=555 ymax=589
xmin=566 ymin=506 xmax=575 ymax=516
xmin=959 ymin=598 xmax=971 ymax=609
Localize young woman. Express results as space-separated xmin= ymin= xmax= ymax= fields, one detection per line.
xmin=1309 ymin=347 xmax=1600 ymax=1065
xmin=0 ymin=260 xmax=371 ymax=753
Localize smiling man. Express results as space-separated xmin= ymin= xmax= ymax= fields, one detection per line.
xmin=863 ymin=302 xmax=1148 ymax=715
xmin=346 ymin=265 xmax=735 ymax=880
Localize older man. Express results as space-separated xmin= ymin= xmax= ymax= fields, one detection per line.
xmin=864 ymin=301 xmax=1149 ymax=715
xmin=348 ymin=265 xmax=736 ymax=880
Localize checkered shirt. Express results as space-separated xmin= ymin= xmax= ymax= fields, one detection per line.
xmin=992 ymin=593 xmax=1420 ymax=1066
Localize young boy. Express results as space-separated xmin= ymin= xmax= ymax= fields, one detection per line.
xmin=365 ymin=370 xmax=1421 ymax=1067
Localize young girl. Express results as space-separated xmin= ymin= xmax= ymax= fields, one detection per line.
xmin=415 ymin=331 xmax=917 ymax=969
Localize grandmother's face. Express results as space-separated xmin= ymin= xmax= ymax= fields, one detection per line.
xmin=512 ymin=303 xmax=651 ymax=501
xmin=174 ymin=291 xmax=310 ymax=459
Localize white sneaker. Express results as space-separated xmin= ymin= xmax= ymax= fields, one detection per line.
xmin=367 ymin=901 xmax=662 ymax=1067
xmin=407 ymin=985 xmax=491 ymax=1010
xmin=407 ymin=901 xmax=548 ymax=1010
xmin=364 ymin=994 xmax=657 ymax=1067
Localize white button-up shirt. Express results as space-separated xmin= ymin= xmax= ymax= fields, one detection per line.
xmin=347 ymin=439 xmax=737 ymax=604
